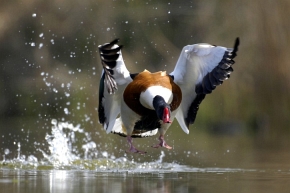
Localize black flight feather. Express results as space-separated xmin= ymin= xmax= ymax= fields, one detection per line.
xmin=186 ymin=38 xmax=240 ymax=126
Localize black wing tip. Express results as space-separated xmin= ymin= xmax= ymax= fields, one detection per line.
xmin=110 ymin=38 xmax=120 ymax=45
xmin=98 ymin=38 xmax=122 ymax=50
xmin=99 ymin=39 xmax=123 ymax=69
xmin=235 ymin=37 xmax=240 ymax=44
xmin=233 ymin=37 xmax=240 ymax=54
xmin=104 ymin=38 xmax=120 ymax=46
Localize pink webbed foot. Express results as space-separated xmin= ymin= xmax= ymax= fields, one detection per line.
xmin=126 ymin=136 xmax=147 ymax=154
xmin=152 ymin=135 xmax=172 ymax=149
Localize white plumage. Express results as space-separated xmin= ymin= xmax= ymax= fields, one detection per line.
xmin=140 ymin=86 xmax=173 ymax=110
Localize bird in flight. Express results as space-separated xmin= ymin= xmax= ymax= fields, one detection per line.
xmin=98 ymin=38 xmax=239 ymax=154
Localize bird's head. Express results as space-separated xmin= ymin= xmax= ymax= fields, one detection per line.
xmin=153 ymin=95 xmax=172 ymax=124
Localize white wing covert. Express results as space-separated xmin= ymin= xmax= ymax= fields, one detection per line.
xmin=98 ymin=39 xmax=132 ymax=134
xmin=170 ymin=38 xmax=239 ymax=134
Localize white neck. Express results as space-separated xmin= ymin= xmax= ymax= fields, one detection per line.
xmin=139 ymin=86 xmax=173 ymax=110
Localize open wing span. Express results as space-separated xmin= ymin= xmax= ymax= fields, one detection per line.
xmin=170 ymin=38 xmax=239 ymax=134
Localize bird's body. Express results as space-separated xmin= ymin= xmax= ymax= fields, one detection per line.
xmin=98 ymin=38 xmax=239 ymax=153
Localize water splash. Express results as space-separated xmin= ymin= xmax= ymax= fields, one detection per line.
xmin=0 ymin=119 xmax=174 ymax=171
xmin=2 ymin=149 xmax=10 ymax=161
xmin=82 ymin=142 xmax=97 ymax=159
xmin=16 ymin=142 xmax=21 ymax=160
xmin=39 ymin=119 xmax=97 ymax=167
xmin=0 ymin=119 xmax=253 ymax=173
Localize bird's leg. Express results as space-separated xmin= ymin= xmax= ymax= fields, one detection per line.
xmin=126 ymin=136 xmax=147 ymax=154
xmin=152 ymin=135 xmax=172 ymax=149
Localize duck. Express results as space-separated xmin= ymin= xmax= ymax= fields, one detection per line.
xmin=98 ymin=38 xmax=239 ymax=154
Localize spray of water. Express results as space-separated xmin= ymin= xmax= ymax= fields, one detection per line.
xmin=39 ymin=119 xmax=97 ymax=167
xmin=0 ymin=119 xmax=251 ymax=173
xmin=1 ymin=119 xmax=179 ymax=172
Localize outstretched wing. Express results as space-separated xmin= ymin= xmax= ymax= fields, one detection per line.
xmin=170 ymin=38 xmax=240 ymax=134
xmin=98 ymin=39 xmax=132 ymax=133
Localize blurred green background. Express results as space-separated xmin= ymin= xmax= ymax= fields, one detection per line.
xmin=0 ymin=0 xmax=289 ymax=162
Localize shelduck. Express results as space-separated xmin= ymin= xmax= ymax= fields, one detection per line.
xmin=98 ymin=38 xmax=239 ymax=154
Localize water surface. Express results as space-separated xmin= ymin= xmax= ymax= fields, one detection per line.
xmin=1 ymin=120 xmax=290 ymax=193
xmin=1 ymin=168 xmax=290 ymax=193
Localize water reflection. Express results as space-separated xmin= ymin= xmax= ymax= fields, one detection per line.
xmin=1 ymin=169 xmax=290 ymax=193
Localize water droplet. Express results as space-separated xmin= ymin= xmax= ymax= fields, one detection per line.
xmin=32 ymin=13 xmax=37 ymax=17
xmin=51 ymin=119 xmax=57 ymax=125
xmin=4 ymin=149 xmax=10 ymax=155
xmin=30 ymin=42 xmax=35 ymax=47
xmin=102 ymin=151 xmax=108 ymax=157
xmin=39 ymin=43 xmax=43 ymax=49
xmin=107 ymin=28 xmax=110 ymax=31
xmin=64 ymin=108 xmax=69 ymax=114
xmin=27 ymin=155 xmax=38 ymax=163
xmin=168 ymin=11 xmax=171 ymax=14
xmin=125 ymin=21 xmax=128 ymax=24
xmin=39 ymin=33 xmax=44 ymax=37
